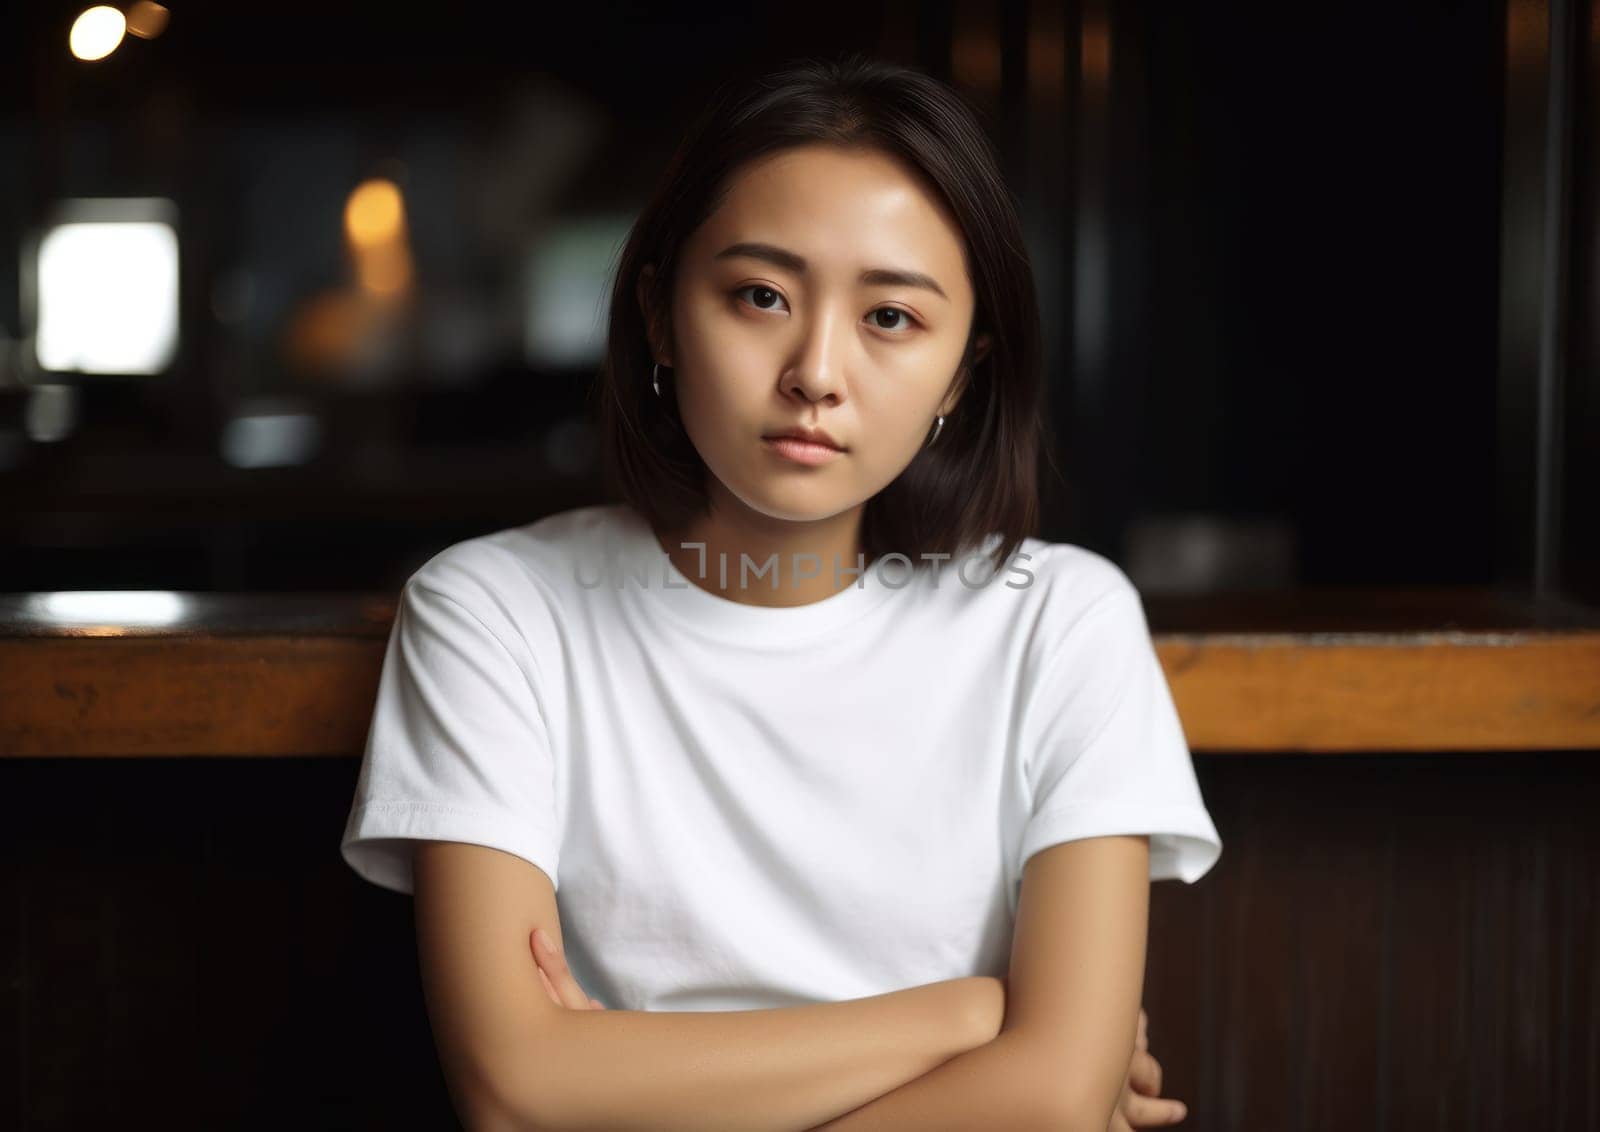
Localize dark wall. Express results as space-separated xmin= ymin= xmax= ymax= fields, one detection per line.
xmin=5 ymin=0 xmax=1586 ymax=599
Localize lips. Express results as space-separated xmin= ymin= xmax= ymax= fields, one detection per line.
xmin=762 ymin=426 xmax=844 ymax=451
xmin=762 ymin=435 xmax=843 ymax=466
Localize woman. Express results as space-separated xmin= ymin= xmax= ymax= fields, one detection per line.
xmin=342 ymin=52 xmax=1220 ymax=1131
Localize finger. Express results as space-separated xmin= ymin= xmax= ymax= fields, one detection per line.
xmin=532 ymin=928 xmax=589 ymax=1011
xmin=530 ymin=940 xmax=579 ymax=1010
xmin=1110 ymin=1112 xmax=1136 ymax=1132
xmin=532 ymin=927 xmax=591 ymax=1011
xmin=1119 ymin=1091 xmax=1188 ymax=1126
xmin=551 ymin=956 xmax=604 ymax=1010
xmin=1127 ymin=1048 xmax=1164 ymax=1097
xmin=536 ymin=963 xmax=562 ymax=1006
xmin=528 ymin=934 xmax=562 ymax=1006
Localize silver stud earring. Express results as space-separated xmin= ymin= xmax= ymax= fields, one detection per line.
xmin=927 ymin=415 xmax=945 ymax=447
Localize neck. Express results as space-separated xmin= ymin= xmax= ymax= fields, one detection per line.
xmin=653 ymin=490 xmax=867 ymax=609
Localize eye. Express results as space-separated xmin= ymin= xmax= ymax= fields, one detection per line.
xmin=868 ymin=306 xmax=920 ymax=334
xmin=732 ymin=284 xmax=789 ymax=313
xmin=732 ymin=286 xmax=922 ymax=335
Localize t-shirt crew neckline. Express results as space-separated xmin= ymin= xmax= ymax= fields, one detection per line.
xmin=614 ymin=504 xmax=897 ymax=643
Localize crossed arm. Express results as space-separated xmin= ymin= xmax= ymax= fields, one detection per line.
xmin=797 ymin=834 xmax=1152 ymax=1130
xmin=419 ymin=831 xmax=1184 ymax=1132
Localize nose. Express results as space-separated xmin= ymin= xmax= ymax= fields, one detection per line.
xmin=779 ymin=305 xmax=849 ymax=406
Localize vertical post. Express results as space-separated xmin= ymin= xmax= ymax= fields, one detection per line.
xmin=1065 ymin=0 xmax=1139 ymax=557
xmin=1496 ymin=0 xmax=1576 ymax=596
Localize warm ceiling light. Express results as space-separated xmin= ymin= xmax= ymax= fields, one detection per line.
xmin=125 ymin=1 xmax=170 ymax=39
xmin=344 ymin=178 xmax=406 ymax=247
xmin=69 ymin=5 xmax=127 ymax=61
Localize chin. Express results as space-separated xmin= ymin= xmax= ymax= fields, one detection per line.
xmin=723 ymin=475 xmax=866 ymax=526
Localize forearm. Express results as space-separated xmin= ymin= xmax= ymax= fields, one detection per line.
xmin=505 ymin=977 xmax=991 ymax=1132
xmin=804 ymin=1029 xmax=1074 ymax=1132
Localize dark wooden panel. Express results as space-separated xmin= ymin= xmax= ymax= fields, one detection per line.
xmin=1195 ymin=759 xmax=1299 ymax=1129
xmin=0 ymin=827 xmax=19 ymax=1131
xmin=1138 ymin=752 xmax=1600 ymax=1132
xmin=0 ymin=757 xmax=460 ymax=1132
xmin=2 ymin=751 xmax=1597 ymax=1129
xmin=1291 ymin=766 xmax=1389 ymax=1131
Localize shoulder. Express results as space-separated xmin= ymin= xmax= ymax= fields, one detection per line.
xmin=982 ymin=536 xmax=1148 ymax=676
xmin=408 ymin=502 xmax=628 ymax=595
xmin=402 ymin=502 xmax=634 ymax=640
xmin=894 ymin=532 xmax=1140 ymax=629
xmin=1010 ymin=536 xmax=1137 ymax=600
xmin=999 ymin=535 xmax=1142 ymax=626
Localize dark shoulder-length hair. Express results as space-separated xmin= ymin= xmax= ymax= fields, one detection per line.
xmin=592 ymin=50 xmax=1050 ymax=572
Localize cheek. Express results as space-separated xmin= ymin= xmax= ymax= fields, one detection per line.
xmin=676 ymin=353 xmax=763 ymax=433
xmin=855 ymin=376 xmax=940 ymax=435
xmin=670 ymin=357 xmax=768 ymax=469
xmin=676 ymin=300 xmax=771 ymax=389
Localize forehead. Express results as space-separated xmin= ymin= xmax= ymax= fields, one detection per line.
xmin=689 ymin=145 xmax=971 ymax=294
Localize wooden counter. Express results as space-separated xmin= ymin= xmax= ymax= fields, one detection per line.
xmin=2 ymin=586 xmax=1598 ymax=757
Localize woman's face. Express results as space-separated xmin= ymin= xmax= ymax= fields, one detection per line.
xmin=643 ymin=143 xmax=988 ymax=526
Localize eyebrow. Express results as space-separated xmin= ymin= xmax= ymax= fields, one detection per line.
xmin=713 ymin=241 xmax=950 ymax=302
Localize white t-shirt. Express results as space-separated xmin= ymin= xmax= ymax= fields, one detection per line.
xmin=341 ymin=501 xmax=1222 ymax=1012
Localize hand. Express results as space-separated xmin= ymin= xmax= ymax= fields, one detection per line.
xmin=1109 ymin=1007 xmax=1188 ymax=1129
xmin=529 ymin=926 xmax=606 ymax=1011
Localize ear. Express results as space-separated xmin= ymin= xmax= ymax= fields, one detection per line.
xmin=937 ymin=372 xmax=967 ymax=419
xmin=636 ymin=264 xmax=674 ymax=368
xmin=970 ymin=331 xmax=992 ymax=369
xmin=938 ymin=331 xmax=991 ymax=417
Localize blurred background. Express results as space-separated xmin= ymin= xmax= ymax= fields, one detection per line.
xmin=3 ymin=1 xmax=1598 ymax=1130
xmin=3 ymin=0 xmax=1593 ymax=600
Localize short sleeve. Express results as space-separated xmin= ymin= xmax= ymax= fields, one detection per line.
xmin=1017 ymin=580 xmax=1222 ymax=885
xmin=340 ymin=565 xmax=562 ymax=896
